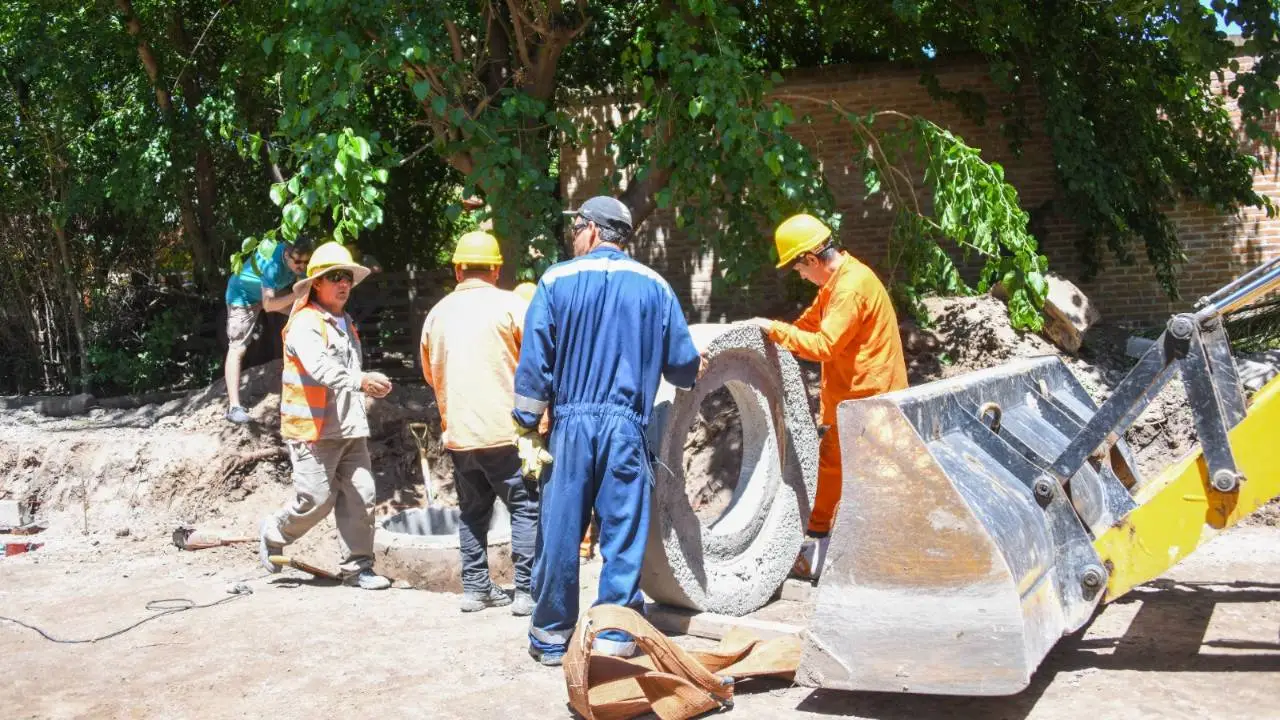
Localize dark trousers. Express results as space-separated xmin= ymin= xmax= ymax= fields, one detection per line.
xmin=450 ymin=445 xmax=537 ymax=594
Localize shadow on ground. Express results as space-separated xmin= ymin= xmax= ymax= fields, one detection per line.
xmin=790 ymin=579 xmax=1280 ymax=719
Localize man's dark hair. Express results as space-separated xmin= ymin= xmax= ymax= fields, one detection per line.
xmin=795 ymin=241 xmax=839 ymax=265
xmin=813 ymin=242 xmax=840 ymax=262
xmin=289 ymin=237 xmax=315 ymax=255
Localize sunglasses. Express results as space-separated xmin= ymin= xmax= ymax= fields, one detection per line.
xmin=323 ymin=269 xmax=354 ymax=283
xmin=571 ymin=220 xmax=590 ymax=235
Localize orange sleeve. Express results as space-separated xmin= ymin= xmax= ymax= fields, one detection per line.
xmin=767 ymin=286 xmax=862 ymax=363
xmin=419 ymin=318 xmax=435 ymax=389
xmin=510 ymin=294 xmax=525 ymax=351
xmin=792 ymin=295 xmax=823 ymax=333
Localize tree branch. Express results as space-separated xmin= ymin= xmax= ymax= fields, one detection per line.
xmin=506 ymin=0 xmax=552 ymax=36
xmin=505 ymin=0 xmax=535 ymax=70
xmin=619 ymin=119 xmax=676 ymax=228
xmin=444 ymin=18 xmax=465 ymax=63
xmin=171 ymin=0 xmax=232 ymax=94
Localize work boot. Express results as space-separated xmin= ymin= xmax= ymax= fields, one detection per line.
xmin=258 ymin=517 xmax=283 ymax=574
xmin=528 ymin=645 xmax=565 ymax=667
xmin=345 ymin=569 xmax=391 ymax=590
xmin=790 ymin=534 xmax=830 ymax=581
xmin=225 ymin=405 xmax=251 ymax=424
xmin=510 ymin=590 xmax=535 ymax=617
xmin=460 ymin=584 xmax=512 ymax=612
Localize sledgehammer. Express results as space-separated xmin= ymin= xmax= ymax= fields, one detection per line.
xmin=268 ymin=555 xmax=343 ymax=581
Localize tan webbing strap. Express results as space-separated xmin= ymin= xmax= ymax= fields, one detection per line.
xmin=563 ymin=605 xmax=801 ymax=720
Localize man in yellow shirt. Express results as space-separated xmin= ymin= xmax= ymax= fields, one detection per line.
xmin=421 ymin=231 xmax=537 ymax=615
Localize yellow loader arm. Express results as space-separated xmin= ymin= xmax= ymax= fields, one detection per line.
xmin=1095 ymin=373 xmax=1280 ymax=601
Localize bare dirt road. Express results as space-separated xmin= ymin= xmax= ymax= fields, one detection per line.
xmin=2 ymin=525 xmax=1278 ymax=720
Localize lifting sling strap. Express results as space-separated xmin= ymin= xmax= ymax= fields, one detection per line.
xmin=563 ymin=605 xmax=801 ymax=720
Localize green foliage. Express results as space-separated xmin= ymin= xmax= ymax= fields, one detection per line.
xmin=4 ymin=0 xmax=1280 ymax=395
xmin=86 ymin=298 xmax=219 ymax=395
xmin=1224 ymin=298 xmax=1280 ymax=353
xmin=611 ymin=1 xmax=835 ymax=285
xmin=844 ymin=111 xmax=1047 ymax=330
xmin=233 ymin=128 xmax=391 ymax=271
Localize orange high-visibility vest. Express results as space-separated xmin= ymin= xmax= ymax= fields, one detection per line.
xmin=280 ymin=304 xmax=360 ymax=442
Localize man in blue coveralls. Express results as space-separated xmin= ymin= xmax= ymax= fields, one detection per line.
xmin=513 ymin=195 xmax=703 ymax=666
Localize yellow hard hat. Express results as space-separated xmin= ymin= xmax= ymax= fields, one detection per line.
xmin=452 ymin=231 xmax=503 ymax=266
xmin=513 ymin=282 xmax=536 ymax=302
xmin=773 ymin=213 xmax=832 ymax=268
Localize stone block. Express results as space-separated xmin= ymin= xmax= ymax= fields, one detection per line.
xmin=1126 ymin=336 xmax=1156 ymax=359
xmin=1039 ymin=273 xmax=1101 ymax=354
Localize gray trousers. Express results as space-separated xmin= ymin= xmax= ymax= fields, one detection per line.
xmin=268 ymin=438 xmax=376 ymax=575
xmin=450 ymin=446 xmax=537 ymax=594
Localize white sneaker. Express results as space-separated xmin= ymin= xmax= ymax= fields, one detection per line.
xmin=510 ymin=590 xmax=535 ymax=617
xmin=346 ymin=569 xmax=391 ymax=590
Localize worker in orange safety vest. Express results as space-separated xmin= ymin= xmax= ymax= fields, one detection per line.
xmin=747 ymin=213 xmax=908 ymax=579
xmin=259 ymin=242 xmax=395 ymax=590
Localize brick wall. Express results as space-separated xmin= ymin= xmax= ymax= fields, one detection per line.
xmin=561 ymin=52 xmax=1278 ymax=325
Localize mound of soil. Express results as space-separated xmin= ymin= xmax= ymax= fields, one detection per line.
xmin=681 ymin=294 xmax=1208 ymax=505
xmin=0 ymin=360 xmax=454 ymax=545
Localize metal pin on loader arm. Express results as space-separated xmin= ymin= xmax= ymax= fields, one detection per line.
xmin=1045 ymin=259 xmax=1280 ymax=496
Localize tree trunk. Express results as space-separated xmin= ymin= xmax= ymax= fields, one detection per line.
xmin=116 ymin=0 xmax=216 ymax=289
xmin=50 ymin=221 xmax=90 ymax=393
xmin=170 ymin=5 xmax=221 ymax=267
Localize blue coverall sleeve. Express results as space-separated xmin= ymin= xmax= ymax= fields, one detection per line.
xmin=512 ymin=281 xmax=555 ymax=428
xmin=661 ymin=292 xmax=701 ymax=390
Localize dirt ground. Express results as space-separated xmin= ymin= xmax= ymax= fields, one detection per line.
xmin=2 ymin=525 xmax=1278 ymax=719
xmin=4 ymin=294 xmax=1280 ymax=718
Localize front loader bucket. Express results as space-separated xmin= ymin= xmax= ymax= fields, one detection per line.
xmin=797 ymin=356 xmax=1140 ymax=696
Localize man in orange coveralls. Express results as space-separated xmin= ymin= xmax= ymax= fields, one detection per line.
xmin=748 ymin=213 xmax=908 ymax=579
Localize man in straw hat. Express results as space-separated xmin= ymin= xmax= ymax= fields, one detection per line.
xmin=258 ymin=241 xmax=395 ymax=590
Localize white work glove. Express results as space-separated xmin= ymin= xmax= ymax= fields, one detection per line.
xmin=513 ymin=421 xmax=553 ymax=483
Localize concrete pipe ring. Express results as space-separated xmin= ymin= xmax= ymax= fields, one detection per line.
xmin=373 ymin=503 xmax=513 ymax=592
xmin=641 ymin=324 xmax=818 ymax=616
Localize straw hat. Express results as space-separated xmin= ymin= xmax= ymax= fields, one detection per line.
xmin=290 ymin=241 xmax=371 ymax=314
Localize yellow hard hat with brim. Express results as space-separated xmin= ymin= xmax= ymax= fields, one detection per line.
xmin=774 ymin=213 xmax=832 ymax=268
xmin=290 ymin=241 xmax=371 ymax=313
xmin=452 ymin=231 xmax=503 ymax=266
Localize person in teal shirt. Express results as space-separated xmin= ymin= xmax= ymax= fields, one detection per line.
xmin=223 ymin=238 xmax=313 ymax=423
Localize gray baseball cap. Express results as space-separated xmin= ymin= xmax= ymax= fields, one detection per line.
xmin=564 ymin=196 xmax=633 ymax=237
